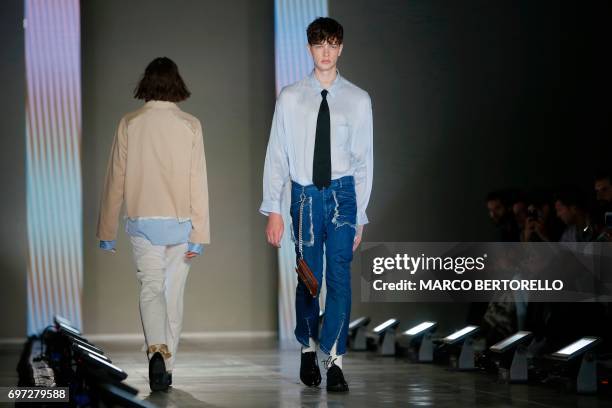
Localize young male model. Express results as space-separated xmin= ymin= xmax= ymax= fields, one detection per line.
xmin=260 ymin=17 xmax=373 ymax=392
xmin=97 ymin=57 xmax=210 ymax=391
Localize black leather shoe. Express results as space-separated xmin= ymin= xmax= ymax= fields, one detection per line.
xmin=326 ymin=363 xmax=349 ymax=392
xmin=300 ymin=351 xmax=321 ymax=387
xmin=149 ymin=352 xmax=170 ymax=392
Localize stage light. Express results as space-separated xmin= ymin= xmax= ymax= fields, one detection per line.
xmin=54 ymin=315 xmax=80 ymax=334
xmin=56 ymin=321 xmax=81 ymax=337
xmin=552 ymin=337 xmax=601 ymax=360
xmin=404 ymin=321 xmax=437 ymax=337
xmin=372 ymin=318 xmax=400 ymax=356
xmin=490 ymin=331 xmax=533 ymax=353
xmin=443 ymin=325 xmax=479 ymax=344
xmin=72 ymin=343 xmax=111 ymax=363
xmin=79 ymin=351 xmax=128 ymax=383
xmin=442 ymin=325 xmax=480 ymax=370
xmin=348 ymin=317 xmax=370 ymax=351
xmin=58 ymin=326 xmax=93 ymax=346
xmin=489 ymin=331 xmax=533 ymax=382
xmin=69 ymin=336 xmax=105 ymax=355
xmin=550 ymin=337 xmax=601 ymax=393
xmin=400 ymin=321 xmax=438 ymax=362
xmin=373 ymin=318 xmax=399 ymax=334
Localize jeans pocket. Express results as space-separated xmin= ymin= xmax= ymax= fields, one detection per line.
xmin=331 ymin=188 xmax=357 ymax=230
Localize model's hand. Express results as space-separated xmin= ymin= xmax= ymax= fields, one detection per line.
xmin=266 ymin=212 xmax=284 ymax=248
xmin=353 ymin=225 xmax=364 ymax=252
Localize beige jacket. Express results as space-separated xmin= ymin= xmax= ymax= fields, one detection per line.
xmin=96 ymin=101 xmax=210 ymax=244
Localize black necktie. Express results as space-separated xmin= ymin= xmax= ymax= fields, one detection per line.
xmin=313 ymin=89 xmax=331 ymax=189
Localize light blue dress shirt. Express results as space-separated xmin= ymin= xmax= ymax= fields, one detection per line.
xmin=260 ymin=70 xmax=373 ymax=225
xmin=100 ymin=218 xmax=203 ymax=254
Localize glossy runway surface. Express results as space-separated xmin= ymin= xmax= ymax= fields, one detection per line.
xmin=96 ymin=338 xmax=611 ymax=407
xmin=1 ymin=338 xmax=612 ymax=407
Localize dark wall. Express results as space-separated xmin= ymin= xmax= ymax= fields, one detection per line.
xmin=329 ymin=0 xmax=610 ymax=332
xmin=82 ymin=0 xmax=277 ymax=334
xmin=0 ymin=0 xmax=26 ymax=339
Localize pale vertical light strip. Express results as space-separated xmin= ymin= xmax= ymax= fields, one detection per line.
xmin=68 ymin=0 xmax=84 ymax=327
xmin=53 ymin=0 xmax=76 ymax=324
xmin=27 ymin=2 xmax=51 ymax=329
xmin=26 ymin=0 xmax=83 ymax=335
xmin=274 ymin=0 xmax=328 ymax=347
xmin=25 ymin=20 xmax=40 ymax=335
xmin=41 ymin=3 xmax=65 ymax=323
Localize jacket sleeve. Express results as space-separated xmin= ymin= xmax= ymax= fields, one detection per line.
xmin=96 ymin=118 xmax=128 ymax=241
xmin=188 ymin=120 xmax=211 ymax=244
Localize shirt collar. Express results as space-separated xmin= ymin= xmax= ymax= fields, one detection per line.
xmin=308 ymin=69 xmax=343 ymax=97
xmin=144 ymin=100 xmax=179 ymax=109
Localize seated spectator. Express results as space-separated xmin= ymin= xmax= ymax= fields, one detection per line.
xmin=507 ymin=189 xmax=528 ymax=239
xmin=554 ymin=188 xmax=592 ymax=242
xmin=592 ymin=169 xmax=612 ymax=241
xmin=522 ymin=190 xmax=564 ymax=242
xmin=486 ymin=190 xmax=520 ymax=241
xmin=594 ymin=170 xmax=612 ymax=204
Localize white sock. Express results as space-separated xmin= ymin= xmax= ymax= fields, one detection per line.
xmin=301 ymin=337 xmax=317 ymax=353
xmin=328 ymin=342 xmax=343 ymax=369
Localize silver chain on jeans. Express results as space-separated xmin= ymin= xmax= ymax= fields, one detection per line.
xmin=298 ymin=192 xmax=306 ymax=260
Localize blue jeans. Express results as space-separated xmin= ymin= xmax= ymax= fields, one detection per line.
xmin=290 ymin=175 xmax=357 ymax=356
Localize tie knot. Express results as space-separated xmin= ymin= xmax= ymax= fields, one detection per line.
xmin=321 ymin=89 xmax=328 ymax=99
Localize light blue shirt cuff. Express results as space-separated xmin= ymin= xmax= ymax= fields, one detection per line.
xmin=259 ymin=200 xmax=281 ymax=216
xmin=187 ymin=242 xmax=203 ymax=255
xmin=99 ymin=240 xmax=116 ymax=252
xmin=357 ymin=212 xmax=369 ymax=226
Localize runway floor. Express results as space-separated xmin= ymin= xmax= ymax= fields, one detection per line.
xmin=2 ymin=338 xmax=612 ymax=407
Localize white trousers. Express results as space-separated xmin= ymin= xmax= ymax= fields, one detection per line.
xmin=130 ymin=236 xmax=191 ymax=371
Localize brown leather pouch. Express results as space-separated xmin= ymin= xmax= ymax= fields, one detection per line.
xmin=296 ymin=258 xmax=318 ymax=297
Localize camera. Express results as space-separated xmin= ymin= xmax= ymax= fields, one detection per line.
xmin=527 ymin=208 xmax=540 ymax=221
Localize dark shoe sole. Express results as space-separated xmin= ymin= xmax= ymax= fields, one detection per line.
xmin=149 ymin=353 xmax=169 ymax=392
xmin=300 ymin=372 xmax=322 ymax=387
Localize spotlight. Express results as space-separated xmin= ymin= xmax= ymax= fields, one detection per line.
xmin=68 ymin=336 xmax=105 ymax=355
xmin=348 ymin=317 xmax=371 ymax=351
xmin=57 ymin=326 xmax=95 ymax=348
xmin=400 ymin=321 xmax=438 ymax=362
xmin=489 ymin=331 xmax=533 ymax=382
xmin=372 ymin=318 xmax=400 ymax=356
xmin=54 ymin=315 xmax=80 ymax=335
xmin=72 ymin=342 xmax=111 ymax=363
xmin=442 ymin=325 xmax=479 ymax=370
xmin=550 ymin=337 xmax=601 ymax=393
xmin=78 ymin=351 xmax=128 ymax=383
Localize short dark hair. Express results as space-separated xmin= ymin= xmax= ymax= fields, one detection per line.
xmin=554 ymin=187 xmax=587 ymax=210
xmin=307 ymin=17 xmax=343 ymax=45
xmin=134 ymin=57 xmax=191 ymax=102
xmin=486 ymin=190 xmax=507 ymax=204
xmin=594 ymin=169 xmax=611 ymax=183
